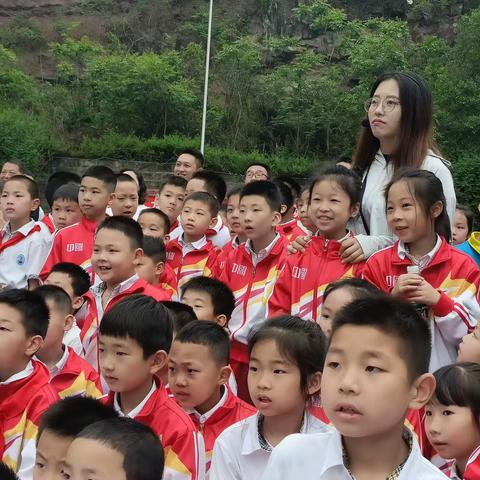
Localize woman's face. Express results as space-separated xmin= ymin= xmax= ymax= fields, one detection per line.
xmin=368 ymin=79 xmax=402 ymax=145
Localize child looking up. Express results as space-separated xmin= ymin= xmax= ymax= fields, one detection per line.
xmin=138 ymin=207 xmax=171 ymax=239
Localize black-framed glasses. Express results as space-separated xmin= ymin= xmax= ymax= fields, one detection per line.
xmin=364 ymin=97 xmax=400 ymax=113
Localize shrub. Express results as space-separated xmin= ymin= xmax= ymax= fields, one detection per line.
xmin=451 ymin=152 xmax=480 ymax=225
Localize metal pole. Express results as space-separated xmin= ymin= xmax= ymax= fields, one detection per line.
xmin=200 ymin=0 xmax=214 ymax=155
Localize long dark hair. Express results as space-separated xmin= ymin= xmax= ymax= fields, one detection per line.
xmin=385 ymin=168 xmax=451 ymax=242
xmin=353 ymin=71 xmax=441 ymax=171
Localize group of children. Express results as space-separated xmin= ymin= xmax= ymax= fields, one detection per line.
xmin=1 ymin=158 xmax=480 ymax=480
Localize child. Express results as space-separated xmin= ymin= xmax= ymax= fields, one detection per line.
xmin=297 ymin=186 xmax=315 ymax=233
xmin=262 ymin=297 xmax=445 ymax=480
xmin=43 ymin=183 xmax=82 ymax=234
xmin=426 ymin=363 xmax=480 ymax=479
xmin=34 ymin=396 xmax=118 ymax=480
xmin=166 ymin=191 xmax=220 ymax=290
xmin=210 ymin=315 xmax=329 ymax=480
xmin=171 ymin=171 xmax=230 ymax=247
xmin=363 ymin=168 xmax=480 ymax=371
xmin=218 ymin=180 xmax=288 ymax=403
xmin=181 ymin=276 xmax=235 ymax=327
xmin=0 ymin=463 xmax=18 ymax=480
xmin=40 ymin=166 xmax=117 ymax=282
xmin=0 ymin=175 xmax=52 ymax=289
xmin=108 ymin=173 xmax=142 ymax=220
xmin=99 ymin=295 xmax=205 ymax=480
xmin=0 ymin=289 xmax=59 ymax=478
xmin=63 ymin=417 xmax=164 ymax=480
xmin=452 ymin=204 xmax=473 ymax=246
xmin=162 ymin=301 xmax=197 ymax=334
xmin=275 ymin=178 xmax=308 ymax=241
xmin=169 ymin=322 xmax=256 ymax=474
xmin=138 ymin=207 xmax=171 ymax=239
xmin=155 ymin=175 xmax=187 ymax=232
xmin=269 ymin=167 xmax=364 ymax=322
xmin=458 ymin=323 xmax=480 ymax=364
xmin=35 ymin=285 xmax=102 ymax=399
xmin=81 ymin=216 xmax=170 ymax=371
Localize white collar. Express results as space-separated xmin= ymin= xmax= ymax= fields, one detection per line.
xmin=92 ymin=273 xmax=140 ymax=299
xmin=210 ymin=215 xmax=225 ymax=234
xmin=2 ymin=219 xmax=36 ymax=237
xmin=48 ymin=347 xmax=70 ymax=378
xmin=178 ymin=234 xmax=208 ymax=250
xmin=188 ymin=385 xmax=228 ymax=424
xmin=398 ymin=235 xmax=442 ymax=270
xmin=114 ymin=381 xmax=157 ymax=418
xmin=1 ymin=360 xmax=34 ymax=385
xmin=245 ymin=233 xmax=280 ymax=264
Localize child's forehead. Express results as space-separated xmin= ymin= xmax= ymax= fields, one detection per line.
xmin=240 ymin=194 xmax=270 ymax=206
xmin=100 ymin=334 xmax=141 ymax=349
xmin=162 ymin=183 xmax=185 ymax=193
xmin=52 ymin=198 xmax=79 ymax=206
xmin=95 ymin=227 xmax=132 ymax=244
xmin=115 ymin=181 xmax=137 ymax=192
xmin=139 ymin=212 xmax=165 ymax=225
xmin=81 ymin=176 xmax=108 ymax=189
xmin=171 ymin=339 xmax=216 ymax=361
xmin=183 ymin=199 xmax=209 ymax=211
xmin=182 ymin=288 xmax=213 ymax=302
xmin=3 ymin=179 xmax=29 ymax=192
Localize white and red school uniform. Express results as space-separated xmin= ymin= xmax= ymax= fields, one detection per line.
xmin=363 ymin=236 xmax=480 ymax=371
xmin=41 ymin=213 xmax=56 ymax=234
xmin=0 ymin=220 xmax=52 ymax=289
xmin=276 ymin=218 xmax=309 ymax=242
xmin=105 ymin=204 xmax=148 ymax=221
xmin=211 ymin=236 xmax=244 ymax=277
xmin=170 ymin=215 xmax=231 ymax=248
xmin=435 ymin=446 xmax=480 ymax=479
xmin=210 ymin=410 xmax=329 ymax=480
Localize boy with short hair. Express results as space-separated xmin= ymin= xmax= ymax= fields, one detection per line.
xmin=0 ymin=463 xmax=18 ymax=480
xmin=0 ymin=175 xmax=52 ymax=289
xmin=169 ymin=322 xmax=255 ymax=474
xmin=181 ymin=276 xmax=235 ymax=327
xmin=166 ymin=191 xmax=220 ymax=291
xmin=99 ymin=295 xmax=205 ymax=480
xmin=108 ymin=173 xmax=141 ymax=219
xmin=34 ymin=285 xmax=102 ymax=399
xmin=138 ymin=207 xmax=171 ymax=239
xmin=261 ymin=297 xmax=446 ymax=480
xmin=43 ymin=183 xmax=82 ymax=234
xmin=81 ymin=216 xmax=170 ymax=371
xmin=40 ymin=165 xmax=117 ymax=282
xmin=33 ymin=396 xmax=118 ymax=480
xmin=218 ymin=180 xmax=288 ymax=402
xmin=155 ymin=175 xmax=187 ymax=232
xmin=162 ymin=301 xmax=197 ymax=334
xmin=171 ymin=171 xmax=230 ymax=247
xmin=0 ymin=289 xmax=59 ymax=478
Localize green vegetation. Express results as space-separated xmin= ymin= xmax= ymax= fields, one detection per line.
xmin=0 ymin=0 xmax=478 ymax=211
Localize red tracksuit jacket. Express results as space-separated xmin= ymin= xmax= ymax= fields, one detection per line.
xmin=363 ymin=238 xmax=480 ymax=371
xmin=40 ymin=216 xmax=98 ymax=280
xmin=276 ymin=218 xmax=308 ymax=242
xmin=50 ymin=346 xmax=103 ymax=399
xmin=106 ymin=379 xmax=204 ymax=480
xmin=268 ymin=234 xmax=364 ymax=322
xmin=157 ymin=262 xmax=178 ymax=299
xmin=80 ymin=277 xmax=171 ymax=371
xmin=0 ymin=361 xmax=59 ymax=477
xmin=41 ymin=214 xmax=56 ymax=234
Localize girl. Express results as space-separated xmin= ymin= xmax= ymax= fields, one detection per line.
xmin=425 ymin=363 xmax=480 ymax=479
xmin=458 ymin=323 xmax=480 ymax=364
xmin=363 ymin=169 xmax=480 ymax=371
xmin=209 ymin=316 xmax=329 ymax=480
xmin=453 ymin=204 xmax=473 ymax=246
xmin=268 ymin=166 xmax=364 ymax=322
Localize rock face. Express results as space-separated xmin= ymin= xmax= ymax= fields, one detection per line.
xmin=0 ymin=0 xmax=77 ymax=15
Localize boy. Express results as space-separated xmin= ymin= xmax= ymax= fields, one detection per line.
xmin=275 ymin=178 xmax=308 ymax=241
xmin=40 ymin=166 xmax=116 ymax=282
xmin=81 ymin=216 xmax=170 ymax=371
xmin=34 ymin=396 xmax=118 ymax=480
xmin=173 ymin=148 xmax=204 ymax=180
xmin=261 ymin=297 xmax=446 ymax=480
xmin=63 ymin=417 xmax=164 ymax=480
xmin=181 ymin=276 xmax=235 ymax=327
xmin=99 ymin=295 xmax=205 ymax=480
xmin=169 ymin=322 xmax=255 ymax=474
xmin=138 ymin=207 xmax=171 ymax=239
xmin=0 ymin=175 xmax=52 ymax=289
xmin=107 ymin=173 xmax=141 ymax=220
xmin=136 ymin=235 xmax=177 ymax=299
xmin=218 ymin=180 xmax=287 ymax=402
xmin=162 ymin=301 xmax=197 ymax=334
xmin=155 ymin=175 xmax=187 ymax=232
xmin=0 ymin=289 xmax=59 ymax=478
xmin=0 ymin=463 xmax=18 ymax=480
xmin=166 ymin=191 xmax=220 ymax=291
xmin=35 ymin=285 xmax=102 ymax=399
xmin=171 ymin=171 xmax=230 ymax=247
xmin=43 ymin=183 xmax=82 ymax=234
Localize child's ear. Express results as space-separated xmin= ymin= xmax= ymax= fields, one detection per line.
xmin=280 ymin=204 xmax=287 ymax=215
xmin=307 ymin=371 xmax=322 ymax=396
xmin=272 ymin=211 xmax=282 ymax=227
xmin=208 ymin=216 xmax=218 ymax=229
xmin=72 ymin=295 xmax=84 ymax=311
xmin=350 ymin=202 xmax=360 ymax=219
xmin=149 ymin=350 xmax=168 ymax=375
xmin=30 ymin=198 xmax=40 ymax=212
xmin=133 ymin=248 xmax=144 ymax=262
xmin=163 ymin=234 xmax=170 ymax=243
xmin=25 ymin=335 xmax=43 ymax=357
xmin=108 ymin=192 xmax=116 ymax=207
xmin=155 ymin=261 xmax=165 ymax=277
xmin=215 ymin=314 xmax=228 ymax=328
xmin=430 ymin=200 xmax=444 ymax=220
xmin=409 ymin=373 xmax=436 ymax=410
xmin=64 ymin=314 xmax=74 ymax=333
xmin=218 ymin=365 xmax=232 ymax=385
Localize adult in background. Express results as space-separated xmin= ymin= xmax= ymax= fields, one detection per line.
xmin=173 ymin=148 xmax=204 ymax=180
xmin=244 ymin=162 xmax=270 ymax=183
xmin=0 ymin=159 xmax=24 ymax=182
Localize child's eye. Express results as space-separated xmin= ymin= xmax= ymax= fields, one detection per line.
xmin=0 ymin=326 xmax=11 ymax=332
xmin=116 ymin=351 xmax=128 ymax=357
xmin=188 ymin=369 xmax=198 ymax=374
xmin=365 ymin=366 xmax=382 ymax=373
xmin=442 ymin=410 xmax=454 ymax=416
xmin=327 ymin=361 xmax=340 ymax=369
xmin=424 ymin=410 xmax=432 ymax=417
xmin=35 ymin=461 xmax=45 ymax=469
xmin=98 ymin=347 xmax=105 ymax=353
xmin=273 ymin=369 xmax=287 ymax=374
xmin=168 ymin=366 xmax=175 ymax=372
xmin=248 ymin=365 xmax=258 ymax=372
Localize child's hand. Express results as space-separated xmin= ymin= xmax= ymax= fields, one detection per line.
xmin=339 ymin=237 xmax=365 ymax=264
xmin=392 ymin=273 xmax=423 ymax=298
xmin=287 ymin=234 xmax=311 ymax=254
xmin=404 ymin=278 xmax=441 ymax=307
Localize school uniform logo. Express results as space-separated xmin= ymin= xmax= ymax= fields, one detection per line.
xmin=292 ymin=266 xmax=308 ymax=280
xmin=16 ymin=254 xmax=25 ymax=265
xmin=66 ymin=243 xmax=84 ymax=253
xmin=232 ymin=263 xmax=247 ymax=276
xmin=166 ymin=251 xmax=175 ymax=261
xmin=385 ymin=275 xmax=399 ymax=288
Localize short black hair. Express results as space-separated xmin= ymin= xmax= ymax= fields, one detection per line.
xmin=52 ymin=183 xmax=80 ymax=205
xmin=76 ymin=418 xmax=164 ymax=480
xmin=138 ymin=208 xmax=171 ymax=234
xmin=331 ymin=297 xmax=432 ymax=381
xmin=184 ymin=191 xmax=219 ymax=218
xmin=38 ymin=396 xmax=118 ymax=441
xmin=174 ymin=321 xmax=230 ymax=366
xmin=35 ymin=284 xmax=72 ymax=315
xmin=45 ymin=171 xmax=80 ymax=207
xmin=4 ymin=175 xmax=39 ymax=199
xmin=142 ymin=235 xmax=166 ymax=263
xmin=323 ymin=278 xmax=381 ymax=305
xmin=159 ymin=174 xmax=188 ymax=193
xmin=249 ymin=315 xmax=327 ymax=394
xmin=275 ymin=175 xmax=301 ymax=199
xmin=96 ymin=216 xmax=143 ymax=250
xmin=191 ymin=170 xmax=227 ymax=204
xmin=49 ymin=262 xmax=91 ymax=296
xmin=456 ymin=204 xmax=474 ymax=236
xmin=161 ymin=301 xmax=197 ymax=334
xmin=274 ymin=179 xmax=295 ymax=213
xmin=121 ymin=168 xmax=147 ymax=204
xmin=245 ymin=162 xmax=270 ymax=177
xmin=240 ymin=180 xmax=282 ymax=212
xmin=81 ymin=166 xmax=116 ymax=193
xmin=178 ymin=148 xmax=205 ymax=168
xmin=115 ymin=173 xmax=138 ymax=187
xmin=100 ymin=295 xmax=173 ymax=357
xmin=432 ymin=362 xmax=480 ymax=427
xmin=0 ymin=463 xmax=18 ymax=480
xmin=0 ymin=289 xmax=49 ymax=339
xmin=2 ymin=159 xmax=25 ymax=173
xmin=226 ymin=186 xmax=243 ymax=201
xmin=181 ymin=276 xmax=235 ymax=320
